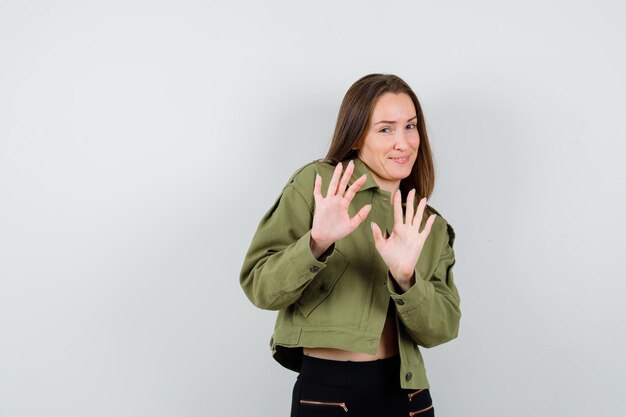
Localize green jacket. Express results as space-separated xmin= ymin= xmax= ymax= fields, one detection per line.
xmin=239 ymin=157 xmax=461 ymax=389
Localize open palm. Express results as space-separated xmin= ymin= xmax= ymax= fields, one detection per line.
xmin=311 ymin=160 xmax=371 ymax=249
xmin=371 ymin=189 xmax=436 ymax=286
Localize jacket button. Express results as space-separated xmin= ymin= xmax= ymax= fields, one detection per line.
xmin=405 ymin=372 xmax=413 ymax=381
xmin=309 ymin=265 xmax=320 ymax=273
xmin=395 ymin=299 xmax=405 ymax=306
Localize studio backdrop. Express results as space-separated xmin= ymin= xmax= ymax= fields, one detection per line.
xmin=1 ymin=1 xmax=624 ymax=416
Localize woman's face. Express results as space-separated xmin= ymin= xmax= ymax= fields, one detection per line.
xmin=356 ymin=92 xmax=420 ymax=194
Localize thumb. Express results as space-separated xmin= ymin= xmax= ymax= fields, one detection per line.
xmin=371 ymin=222 xmax=385 ymax=252
xmin=350 ymin=204 xmax=372 ymax=231
xmin=421 ymin=214 xmax=437 ymax=237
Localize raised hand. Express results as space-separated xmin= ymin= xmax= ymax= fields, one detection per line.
xmin=310 ymin=160 xmax=371 ymax=257
xmin=371 ymin=189 xmax=436 ymax=292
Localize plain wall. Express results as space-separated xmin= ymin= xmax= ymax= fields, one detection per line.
xmin=1 ymin=0 xmax=625 ymax=416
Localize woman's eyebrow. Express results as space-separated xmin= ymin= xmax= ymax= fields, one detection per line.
xmin=374 ymin=116 xmax=417 ymax=125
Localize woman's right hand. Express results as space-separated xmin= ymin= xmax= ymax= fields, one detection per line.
xmin=310 ymin=160 xmax=371 ymax=258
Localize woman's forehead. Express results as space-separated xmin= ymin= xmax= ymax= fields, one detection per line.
xmin=371 ymin=93 xmax=416 ymax=122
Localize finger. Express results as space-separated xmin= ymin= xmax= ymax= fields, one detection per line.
xmin=406 ymin=188 xmax=416 ymax=225
xmin=327 ymin=162 xmax=343 ymax=197
xmin=371 ymin=221 xmax=385 ymax=251
xmin=420 ymin=213 xmax=437 ymax=236
xmin=393 ymin=189 xmax=403 ymax=226
xmin=343 ymin=174 xmax=367 ymax=203
xmin=336 ymin=159 xmax=354 ymax=197
xmin=313 ymin=173 xmax=322 ymax=203
xmin=413 ymin=197 xmax=427 ymax=228
xmin=350 ymin=204 xmax=372 ymax=231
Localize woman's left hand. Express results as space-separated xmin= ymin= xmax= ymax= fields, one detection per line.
xmin=371 ymin=189 xmax=436 ymax=293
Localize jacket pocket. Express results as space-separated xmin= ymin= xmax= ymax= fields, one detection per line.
xmin=297 ymin=248 xmax=349 ymax=318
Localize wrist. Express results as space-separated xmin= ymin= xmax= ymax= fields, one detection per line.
xmin=390 ymin=271 xmax=416 ymax=293
xmin=309 ymin=234 xmax=334 ymax=260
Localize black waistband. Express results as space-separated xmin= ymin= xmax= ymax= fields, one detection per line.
xmin=298 ymin=355 xmax=400 ymax=388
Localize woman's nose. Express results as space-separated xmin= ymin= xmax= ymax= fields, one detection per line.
xmin=394 ymin=130 xmax=409 ymax=149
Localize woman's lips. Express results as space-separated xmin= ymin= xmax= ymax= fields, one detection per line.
xmin=390 ymin=156 xmax=409 ymax=164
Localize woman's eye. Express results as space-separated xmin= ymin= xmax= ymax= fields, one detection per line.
xmin=380 ymin=127 xmax=391 ymax=133
xmin=406 ymin=123 xmax=416 ymax=129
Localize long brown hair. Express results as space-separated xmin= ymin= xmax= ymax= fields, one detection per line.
xmin=321 ymin=74 xmax=435 ymax=206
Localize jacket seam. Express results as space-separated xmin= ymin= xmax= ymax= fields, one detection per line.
xmin=286 ymin=183 xmax=314 ymax=214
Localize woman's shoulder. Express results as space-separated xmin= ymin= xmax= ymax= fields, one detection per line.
xmin=283 ymin=158 xmax=337 ymax=190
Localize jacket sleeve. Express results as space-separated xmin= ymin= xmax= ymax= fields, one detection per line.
xmin=387 ymin=221 xmax=461 ymax=348
xmin=239 ymin=180 xmax=337 ymax=311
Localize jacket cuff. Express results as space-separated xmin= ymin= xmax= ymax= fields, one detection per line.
xmin=290 ymin=229 xmax=334 ymax=282
xmin=386 ymin=270 xmax=429 ymax=312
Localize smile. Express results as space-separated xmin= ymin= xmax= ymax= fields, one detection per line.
xmin=390 ymin=156 xmax=409 ymax=164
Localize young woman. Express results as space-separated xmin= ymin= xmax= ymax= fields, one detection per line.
xmin=240 ymin=74 xmax=461 ymax=416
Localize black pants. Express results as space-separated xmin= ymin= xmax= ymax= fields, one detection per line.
xmin=290 ymin=355 xmax=434 ymax=417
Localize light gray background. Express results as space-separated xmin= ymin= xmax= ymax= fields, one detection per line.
xmin=1 ymin=0 xmax=625 ymax=416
